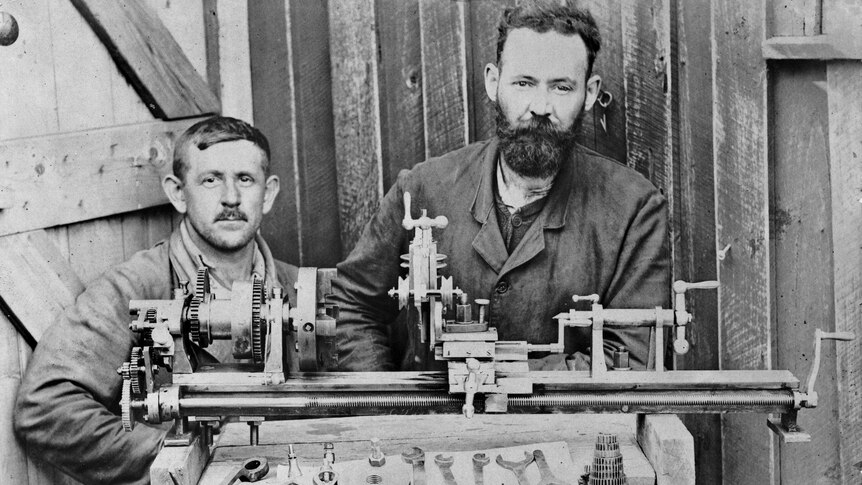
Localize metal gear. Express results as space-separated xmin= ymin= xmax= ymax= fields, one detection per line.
xmin=188 ymin=268 xmax=210 ymax=347
xmin=251 ymin=278 xmax=265 ymax=364
xmin=129 ymin=347 xmax=143 ymax=395
xmin=120 ymin=380 xmax=134 ymax=432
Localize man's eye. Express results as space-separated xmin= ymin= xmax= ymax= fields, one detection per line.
xmin=238 ymin=176 xmax=254 ymax=185
xmin=554 ymin=85 xmax=573 ymax=93
xmin=202 ymin=177 xmax=219 ymax=187
xmin=515 ymin=80 xmax=532 ymax=88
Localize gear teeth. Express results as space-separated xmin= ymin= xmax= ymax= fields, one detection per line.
xmin=120 ymin=380 xmax=134 ymax=432
xmin=251 ymin=278 xmax=265 ymax=364
xmin=129 ymin=348 xmax=143 ymax=395
xmin=188 ymin=268 xmax=209 ymax=347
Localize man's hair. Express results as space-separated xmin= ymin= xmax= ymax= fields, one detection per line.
xmin=496 ymin=0 xmax=601 ymax=77
xmin=172 ymin=116 xmax=271 ymax=181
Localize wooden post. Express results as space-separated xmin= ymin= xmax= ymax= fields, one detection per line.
xmin=637 ymin=415 xmax=695 ymax=485
xmin=712 ymin=1 xmax=773 ymax=484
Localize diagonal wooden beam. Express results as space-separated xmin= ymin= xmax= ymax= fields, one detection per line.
xmin=70 ymin=0 xmax=220 ymax=119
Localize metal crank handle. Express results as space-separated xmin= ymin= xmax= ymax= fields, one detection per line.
xmin=402 ymin=192 xmax=448 ymax=231
xmin=803 ymin=329 xmax=855 ymax=407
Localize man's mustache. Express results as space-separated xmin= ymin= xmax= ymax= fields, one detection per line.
xmin=215 ymin=208 xmax=248 ymax=222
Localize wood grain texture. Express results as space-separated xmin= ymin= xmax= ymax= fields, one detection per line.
xmin=826 ymin=60 xmax=862 ymax=485
xmin=712 ymin=1 xmax=774 ymax=483
xmin=821 ymin=0 xmax=862 ymax=34
xmin=768 ymin=0 xmax=821 ymax=36
xmin=771 ymin=62 xmax=841 ymax=484
xmin=248 ymin=0 xmax=300 ymax=265
xmin=673 ymin=0 xmax=720 ymax=479
xmin=0 ymin=0 xmax=59 ymax=141
xmin=377 ymin=0 xmax=426 ymax=188
xmin=291 ymin=0 xmax=342 ymax=266
xmin=202 ymin=0 xmax=221 ymax=102
xmin=582 ymin=0 xmax=627 ymax=163
xmin=762 ymin=35 xmax=862 ymax=60
xmin=215 ymin=0 xmax=254 ymax=123
xmin=0 ymin=119 xmax=199 ymax=237
xmin=328 ymin=0 xmax=384 ymax=255
xmin=468 ymin=0 xmax=514 ymax=142
xmin=0 ymin=231 xmax=83 ymax=343
xmin=637 ymin=414 xmax=695 ymax=484
xmin=0 ymin=313 xmax=27 ymax=484
xmin=419 ymin=0 xmax=470 ymax=158
xmin=621 ymin=0 xmax=672 ymax=193
xmin=70 ymin=0 xmax=219 ymax=119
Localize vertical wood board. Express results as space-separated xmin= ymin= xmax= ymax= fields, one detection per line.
xmin=377 ymin=0 xmax=426 ymax=189
xmin=216 ymin=0 xmax=254 ymax=123
xmin=821 ymin=0 xmax=862 ymax=35
xmin=467 ymin=0 xmax=514 ymax=143
xmin=248 ymin=0 xmax=300 ymax=265
xmin=712 ymin=1 xmax=774 ymax=483
xmin=328 ymin=0 xmax=384 ymax=255
xmin=419 ymin=0 xmax=470 ymax=158
xmin=0 ymin=313 xmax=27 ymax=484
xmin=767 ymin=0 xmax=821 ymax=36
xmin=770 ymin=62 xmax=840 ymax=484
xmin=621 ymin=0 xmax=672 ymax=193
xmin=673 ymin=0 xmax=721 ymax=480
xmin=581 ymin=0 xmax=627 ymax=163
xmin=826 ymin=60 xmax=862 ymax=485
xmin=291 ymin=0 xmax=342 ymax=266
xmin=0 ymin=0 xmax=60 ymax=141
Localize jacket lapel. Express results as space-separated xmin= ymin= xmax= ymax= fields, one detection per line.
xmin=469 ymin=139 xmax=508 ymax=274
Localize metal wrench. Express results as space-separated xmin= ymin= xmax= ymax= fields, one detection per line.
xmin=219 ymin=456 xmax=269 ymax=485
xmin=496 ymin=451 xmax=535 ymax=485
xmin=435 ymin=454 xmax=458 ymax=485
xmin=401 ymin=446 xmax=426 ymax=485
xmin=533 ymin=450 xmax=571 ymax=485
xmin=472 ymin=453 xmax=490 ymax=485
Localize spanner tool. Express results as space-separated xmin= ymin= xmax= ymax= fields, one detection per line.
xmin=435 ymin=454 xmax=458 ymax=485
xmin=472 ymin=453 xmax=490 ymax=485
xmin=219 ymin=456 xmax=269 ymax=485
xmin=496 ymin=451 xmax=535 ymax=485
xmin=532 ymin=450 xmax=571 ymax=485
xmin=401 ymin=446 xmax=426 ymax=485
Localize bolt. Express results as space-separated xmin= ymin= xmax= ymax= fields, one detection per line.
xmin=368 ymin=438 xmax=386 ymax=467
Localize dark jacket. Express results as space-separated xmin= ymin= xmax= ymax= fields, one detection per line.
xmin=14 ymin=238 xmax=297 ymax=485
xmin=334 ymin=138 xmax=671 ymax=371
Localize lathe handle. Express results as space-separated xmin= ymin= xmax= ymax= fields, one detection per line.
xmin=803 ymin=328 xmax=856 ymax=407
xmin=402 ymin=192 xmax=448 ymax=231
xmin=672 ymin=280 xmax=719 ymax=294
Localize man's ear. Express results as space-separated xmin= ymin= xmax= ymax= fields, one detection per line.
xmin=162 ymin=174 xmax=188 ymax=214
xmin=583 ymin=74 xmax=602 ymax=112
xmin=262 ymin=175 xmax=280 ymax=215
xmin=484 ymin=63 xmax=500 ymax=103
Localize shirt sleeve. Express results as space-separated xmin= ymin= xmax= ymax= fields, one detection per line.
xmin=14 ymin=257 xmax=168 ymax=485
xmin=602 ymin=190 xmax=673 ymax=368
xmin=332 ymin=173 xmax=414 ymax=371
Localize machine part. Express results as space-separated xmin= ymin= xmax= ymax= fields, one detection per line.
xmin=129 ymin=347 xmax=143 ymax=394
xmin=188 ymin=268 xmax=209 ymax=347
xmin=251 ymin=278 xmax=265 ymax=363
xmin=533 ymin=449 xmax=570 ymax=485
xmin=585 ymin=434 xmax=627 ymax=485
xmin=323 ymin=442 xmax=336 ymax=467
xmin=462 ymin=358 xmax=482 ymax=418
xmin=368 ymin=438 xmax=386 ymax=466
xmin=401 ymin=446 xmax=426 ymax=485
xmin=286 ymin=444 xmax=303 ymax=477
xmin=434 ymin=454 xmax=458 ymax=485
xmin=220 ymin=457 xmax=269 ymax=485
xmin=472 ymin=453 xmax=490 ymax=485
xmin=313 ymin=469 xmax=338 ymax=485
xmin=803 ymin=329 xmax=855 ymax=407
xmin=120 ymin=380 xmax=134 ymax=432
xmin=495 ymin=451 xmax=535 ymax=485
xmin=475 ymin=299 xmax=489 ymax=326
xmin=244 ymin=417 xmax=263 ymax=446
xmin=612 ymin=347 xmax=630 ymax=371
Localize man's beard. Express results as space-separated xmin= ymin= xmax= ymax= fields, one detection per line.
xmin=495 ymin=102 xmax=582 ymax=179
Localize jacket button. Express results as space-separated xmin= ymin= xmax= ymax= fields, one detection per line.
xmin=495 ymin=281 xmax=510 ymax=294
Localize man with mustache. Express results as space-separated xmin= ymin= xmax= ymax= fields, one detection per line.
xmin=14 ymin=116 xmax=297 ymax=484
xmin=335 ymin=0 xmax=670 ymax=371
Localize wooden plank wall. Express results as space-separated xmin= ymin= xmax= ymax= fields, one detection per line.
xmin=0 ymin=1 xmax=252 ymax=482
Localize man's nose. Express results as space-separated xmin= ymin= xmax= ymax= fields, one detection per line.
xmin=528 ymin=90 xmax=552 ymax=117
xmin=221 ymin=180 xmax=240 ymax=205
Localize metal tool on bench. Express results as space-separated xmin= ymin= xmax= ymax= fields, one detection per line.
xmin=220 ymin=457 xmax=269 ymax=485
xmin=472 ymin=453 xmax=490 ymax=485
xmin=402 ymin=447 xmax=427 ymax=485
xmin=496 ymin=451 xmax=535 ymax=485
xmin=116 ymin=191 xmax=853 ymax=484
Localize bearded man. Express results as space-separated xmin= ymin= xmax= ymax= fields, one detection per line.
xmin=333 ymin=0 xmax=670 ymax=371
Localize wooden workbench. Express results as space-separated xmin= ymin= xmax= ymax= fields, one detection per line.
xmin=154 ymin=414 xmax=694 ymax=484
